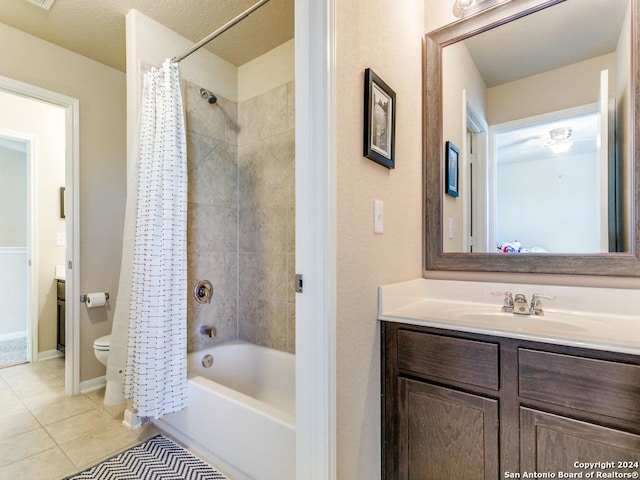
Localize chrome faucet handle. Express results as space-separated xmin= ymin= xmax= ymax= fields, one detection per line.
xmin=530 ymin=293 xmax=556 ymax=316
xmin=513 ymin=293 xmax=529 ymax=314
xmin=491 ymin=291 xmax=514 ymax=312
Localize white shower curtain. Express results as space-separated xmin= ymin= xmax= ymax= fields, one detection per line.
xmin=122 ymin=59 xmax=188 ymax=419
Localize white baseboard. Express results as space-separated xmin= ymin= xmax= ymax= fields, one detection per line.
xmin=80 ymin=375 xmax=106 ymax=394
xmin=0 ymin=331 xmax=27 ymax=342
xmin=38 ymin=349 xmax=64 ymax=361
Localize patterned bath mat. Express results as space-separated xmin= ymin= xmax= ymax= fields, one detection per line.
xmin=66 ymin=434 xmax=228 ymax=479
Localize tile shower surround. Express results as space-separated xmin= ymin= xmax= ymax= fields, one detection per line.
xmin=186 ymin=80 xmax=295 ymax=354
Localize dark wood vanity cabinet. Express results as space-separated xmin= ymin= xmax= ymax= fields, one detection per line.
xmin=382 ymin=321 xmax=640 ymax=480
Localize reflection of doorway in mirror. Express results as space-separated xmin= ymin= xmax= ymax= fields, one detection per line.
xmin=466 ymin=130 xmax=475 ymax=252
xmin=490 ymin=104 xmax=610 ymax=254
xmin=464 ymin=100 xmax=488 ymax=253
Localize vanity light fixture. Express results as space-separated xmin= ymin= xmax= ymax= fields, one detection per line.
xmin=453 ymin=0 xmax=477 ymax=17
xmin=453 ymin=0 xmax=511 ymax=18
xmin=545 ymin=127 xmax=573 ymax=154
xmin=24 ymin=0 xmax=56 ymax=10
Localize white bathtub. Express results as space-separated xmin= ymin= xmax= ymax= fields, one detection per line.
xmin=155 ymin=341 xmax=295 ymax=480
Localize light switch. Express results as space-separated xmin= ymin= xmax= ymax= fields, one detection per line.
xmin=374 ymin=199 xmax=384 ymax=234
xmin=56 ymin=231 xmax=65 ymax=246
xmin=448 ymin=218 xmax=454 ymax=239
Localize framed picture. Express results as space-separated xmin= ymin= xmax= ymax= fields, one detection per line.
xmin=445 ymin=141 xmax=459 ymax=197
xmin=363 ymin=68 xmax=396 ymax=169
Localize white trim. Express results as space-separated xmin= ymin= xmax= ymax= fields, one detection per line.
xmin=38 ymin=349 xmax=64 ymax=361
xmin=27 ymin=134 xmax=37 ymax=363
xmin=0 ymin=331 xmax=27 ymax=342
xmin=295 ymin=0 xmax=337 ymax=478
xmin=79 ymin=375 xmax=106 ymax=394
xmin=0 ymin=74 xmax=80 ymax=396
xmin=0 ymin=247 xmax=27 ymax=255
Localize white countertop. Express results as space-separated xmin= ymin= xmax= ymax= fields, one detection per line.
xmin=379 ymin=278 xmax=640 ymax=356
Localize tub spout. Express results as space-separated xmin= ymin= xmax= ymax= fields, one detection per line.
xmin=200 ymin=325 xmax=216 ymax=338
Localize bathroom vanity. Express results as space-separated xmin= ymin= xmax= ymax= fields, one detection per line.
xmin=380 ymin=279 xmax=640 ymax=479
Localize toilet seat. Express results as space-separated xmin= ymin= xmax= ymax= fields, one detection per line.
xmin=93 ymin=334 xmax=111 ymax=351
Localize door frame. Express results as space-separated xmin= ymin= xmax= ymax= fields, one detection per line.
xmin=0 ymin=74 xmax=80 ymax=395
xmin=294 ymin=0 xmax=337 ymax=478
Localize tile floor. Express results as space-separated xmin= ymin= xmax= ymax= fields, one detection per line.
xmin=0 ymin=357 xmax=160 ymax=479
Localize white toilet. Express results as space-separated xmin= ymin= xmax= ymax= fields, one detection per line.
xmin=93 ymin=334 xmax=111 ymax=366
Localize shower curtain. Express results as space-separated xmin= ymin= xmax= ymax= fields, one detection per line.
xmin=120 ymin=59 xmax=188 ymax=419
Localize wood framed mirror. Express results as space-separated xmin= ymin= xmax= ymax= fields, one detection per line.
xmin=424 ymin=0 xmax=640 ymax=276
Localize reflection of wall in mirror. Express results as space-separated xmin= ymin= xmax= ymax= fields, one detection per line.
xmin=441 ymin=41 xmax=487 ymax=252
xmin=497 ymin=152 xmax=600 ymax=254
xmin=487 ymin=53 xmax=617 ymax=126
xmin=616 ymin=1 xmax=632 ymax=252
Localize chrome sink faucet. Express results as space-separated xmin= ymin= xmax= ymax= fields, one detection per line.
xmin=529 ymin=293 xmax=556 ymax=316
xmin=493 ymin=291 xmax=556 ymax=315
xmin=492 ymin=291 xmax=514 ymax=313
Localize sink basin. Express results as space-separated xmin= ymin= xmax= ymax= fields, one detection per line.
xmin=451 ymin=310 xmax=589 ymax=333
xmin=379 ymin=279 xmax=640 ymax=355
xmin=422 ymin=303 xmax=613 ymax=337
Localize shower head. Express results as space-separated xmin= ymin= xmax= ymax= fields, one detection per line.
xmin=199 ymin=88 xmax=217 ymax=105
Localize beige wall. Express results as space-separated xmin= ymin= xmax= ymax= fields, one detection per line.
xmin=336 ymin=0 xmax=424 ymax=477
xmin=0 ymin=22 xmax=127 ymax=381
xmin=487 ymin=53 xmax=616 ymax=125
xmin=616 ymin=2 xmax=632 ymax=252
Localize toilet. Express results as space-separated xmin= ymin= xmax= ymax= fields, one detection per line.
xmin=93 ymin=334 xmax=111 ymax=366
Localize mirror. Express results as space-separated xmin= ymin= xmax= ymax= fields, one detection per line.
xmin=424 ymin=0 xmax=640 ymax=276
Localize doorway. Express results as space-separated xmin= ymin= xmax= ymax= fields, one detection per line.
xmin=0 ymin=75 xmax=79 ymax=395
xmin=0 ymin=133 xmax=33 ymax=368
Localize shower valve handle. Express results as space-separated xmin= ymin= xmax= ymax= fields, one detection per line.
xmin=194 ymin=280 xmax=213 ymax=304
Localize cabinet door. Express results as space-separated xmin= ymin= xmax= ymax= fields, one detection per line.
xmin=521 ymin=408 xmax=640 ymax=475
xmin=398 ymin=378 xmax=499 ymax=480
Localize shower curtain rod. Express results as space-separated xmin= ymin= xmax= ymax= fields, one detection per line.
xmin=172 ymin=0 xmax=272 ymax=63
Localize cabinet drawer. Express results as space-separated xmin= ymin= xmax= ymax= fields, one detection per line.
xmin=397 ymin=330 xmax=499 ymax=390
xmin=519 ymin=349 xmax=640 ymax=423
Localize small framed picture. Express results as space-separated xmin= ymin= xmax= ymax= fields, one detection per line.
xmin=445 ymin=141 xmax=459 ymax=197
xmin=363 ymin=68 xmax=396 ymax=169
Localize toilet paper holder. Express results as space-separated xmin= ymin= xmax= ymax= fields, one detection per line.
xmin=80 ymin=292 xmax=110 ymax=303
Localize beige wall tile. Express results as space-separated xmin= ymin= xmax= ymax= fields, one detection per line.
xmin=186 ymin=78 xmax=295 ymax=354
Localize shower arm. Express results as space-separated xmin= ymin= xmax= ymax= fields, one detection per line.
xmin=172 ymin=0 xmax=272 ymax=64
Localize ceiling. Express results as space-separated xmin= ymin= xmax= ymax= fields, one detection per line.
xmin=0 ymin=0 xmax=294 ymax=71
xmin=463 ymin=0 xmax=629 ymax=87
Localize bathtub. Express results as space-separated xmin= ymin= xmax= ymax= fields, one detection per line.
xmin=155 ymin=341 xmax=295 ymax=480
